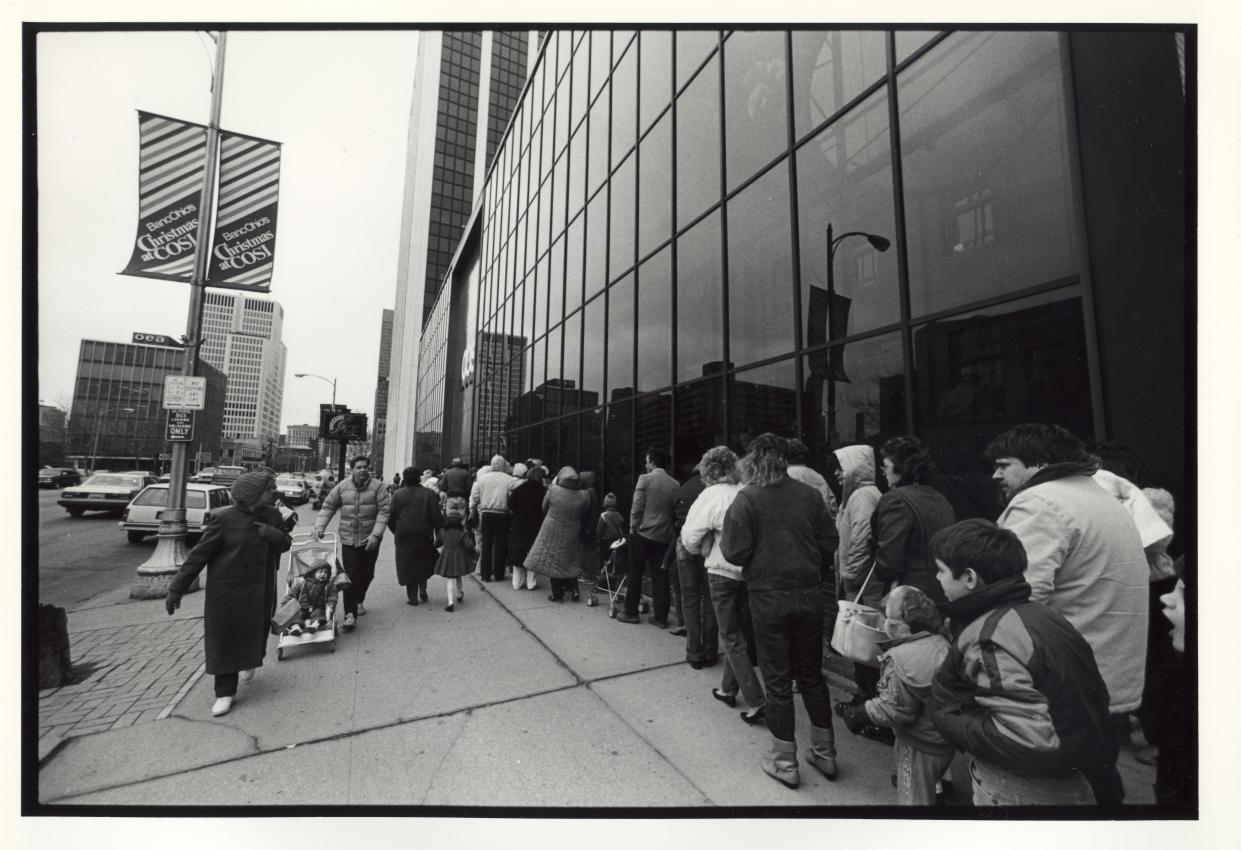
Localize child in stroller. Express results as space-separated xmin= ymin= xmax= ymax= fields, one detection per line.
xmin=283 ymin=550 xmax=338 ymax=635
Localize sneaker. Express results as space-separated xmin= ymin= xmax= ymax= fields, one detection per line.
xmin=239 ymin=669 xmax=254 ymax=683
xmin=343 ymin=613 xmax=356 ymax=631
xmin=357 ymin=603 xmax=367 ymax=616
xmin=211 ymin=696 xmax=233 ymax=717
xmin=615 ymin=611 xmax=640 ymax=624
xmin=445 ymin=603 xmax=455 ymax=612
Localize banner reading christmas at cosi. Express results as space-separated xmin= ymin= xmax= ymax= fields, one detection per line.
xmin=206 ymin=131 xmax=282 ymax=291
xmin=119 ymin=112 xmax=209 ymax=281
xmin=120 ymin=112 xmax=282 ymax=292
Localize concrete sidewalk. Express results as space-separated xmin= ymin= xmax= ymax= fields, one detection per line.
xmin=38 ymin=526 xmax=1157 ymax=809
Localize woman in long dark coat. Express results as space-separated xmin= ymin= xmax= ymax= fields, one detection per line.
xmin=507 ymin=464 xmax=547 ymax=591
xmin=525 ymin=466 xmax=592 ymax=602
xmin=165 ymin=469 xmax=292 ymax=718
xmin=389 ymin=465 xmax=445 ymax=605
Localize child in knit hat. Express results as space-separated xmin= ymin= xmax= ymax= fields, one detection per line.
xmin=283 ymin=551 xmax=338 ymax=635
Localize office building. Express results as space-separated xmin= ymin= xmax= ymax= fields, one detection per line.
xmin=65 ymin=337 xmax=227 ymax=471
xmin=408 ymin=29 xmax=1189 ymax=521
xmin=371 ymin=308 xmax=394 ymax=471
xmin=384 ymin=29 xmax=537 ymax=477
xmin=200 ymin=291 xmax=287 ymax=442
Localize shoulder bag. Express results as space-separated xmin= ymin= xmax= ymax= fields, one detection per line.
xmin=830 ymin=562 xmax=886 ymax=668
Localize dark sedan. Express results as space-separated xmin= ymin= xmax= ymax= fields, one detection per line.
xmin=38 ymin=467 xmax=82 ymax=489
xmin=58 ymin=473 xmax=156 ymax=516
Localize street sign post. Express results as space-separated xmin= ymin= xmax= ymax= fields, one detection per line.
xmin=163 ymin=376 xmax=207 ymax=410
xmin=166 ymin=410 xmax=195 ymax=442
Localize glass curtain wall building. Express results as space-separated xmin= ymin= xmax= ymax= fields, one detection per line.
xmin=414 ymin=28 xmax=1189 ymax=518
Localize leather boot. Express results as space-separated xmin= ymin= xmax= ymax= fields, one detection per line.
xmin=805 ymin=724 xmax=838 ymax=781
xmin=761 ymin=736 xmax=800 ymax=788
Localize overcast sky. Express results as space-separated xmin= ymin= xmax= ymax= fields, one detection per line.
xmin=37 ymin=29 xmax=420 ymax=428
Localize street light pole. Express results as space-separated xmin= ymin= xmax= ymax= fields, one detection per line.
xmin=133 ymin=31 xmax=228 ymax=599
xmin=294 ymin=372 xmax=337 ymax=471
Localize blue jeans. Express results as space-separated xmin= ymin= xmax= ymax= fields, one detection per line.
xmin=894 ymin=736 xmax=954 ymax=805
xmin=969 ymin=759 xmax=1095 ymax=806
xmin=708 ymin=574 xmax=765 ymax=710
xmin=749 ymin=586 xmax=833 ymax=742
xmin=676 ymin=541 xmax=718 ymax=662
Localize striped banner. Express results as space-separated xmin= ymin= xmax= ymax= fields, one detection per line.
xmin=206 ymin=132 xmax=282 ymax=292
xmin=119 ymin=112 xmax=208 ymax=281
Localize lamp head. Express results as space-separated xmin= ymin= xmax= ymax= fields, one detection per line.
xmin=867 ymin=234 xmax=891 ymax=252
xmin=294 ymin=373 xmax=307 ymax=378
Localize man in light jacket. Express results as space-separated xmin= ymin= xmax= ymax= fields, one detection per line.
xmin=987 ymin=422 xmax=1148 ymax=806
xmin=469 ymin=454 xmax=517 ymax=582
xmin=314 ymin=455 xmax=391 ymax=630
xmin=618 ymin=447 xmax=678 ymax=627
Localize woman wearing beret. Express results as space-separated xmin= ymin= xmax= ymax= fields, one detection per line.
xmin=166 ymin=469 xmax=293 ymax=717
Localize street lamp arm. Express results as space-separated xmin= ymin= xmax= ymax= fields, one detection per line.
xmin=294 ymin=372 xmax=337 ymax=406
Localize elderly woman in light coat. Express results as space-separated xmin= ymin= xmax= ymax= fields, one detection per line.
xmin=524 ymin=466 xmax=592 ymax=603
xmin=681 ymin=447 xmax=766 ymax=717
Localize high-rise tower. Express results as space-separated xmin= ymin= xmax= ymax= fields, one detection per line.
xmin=200 ymin=290 xmax=287 ymax=441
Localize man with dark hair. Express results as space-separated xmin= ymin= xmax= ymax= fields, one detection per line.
xmin=928 ymin=519 xmax=1113 ymax=807
xmin=313 ymin=455 xmax=391 ymax=630
xmin=618 ymin=447 xmax=678 ymax=627
xmin=985 ymin=422 xmax=1148 ymax=805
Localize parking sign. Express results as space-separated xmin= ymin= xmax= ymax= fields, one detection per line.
xmin=164 ymin=376 xmax=206 ymax=410
xmin=166 ymin=410 xmax=195 ymax=442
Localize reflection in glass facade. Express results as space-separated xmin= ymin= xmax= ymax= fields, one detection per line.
xmin=409 ymin=29 xmax=1186 ymax=512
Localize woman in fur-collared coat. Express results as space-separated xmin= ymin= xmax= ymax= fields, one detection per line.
xmin=524 ymin=467 xmax=592 ymax=602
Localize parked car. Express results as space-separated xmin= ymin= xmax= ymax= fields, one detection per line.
xmin=275 ymin=474 xmax=310 ymax=505
xmin=38 ymin=467 xmax=82 ymax=489
xmin=120 ymin=483 xmax=232 ymax=543
xmin=58 ymin=473 xmax=156 ymax=517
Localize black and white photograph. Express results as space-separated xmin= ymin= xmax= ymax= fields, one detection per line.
xmin=18 ymin=1 xmax=1235 ymax=844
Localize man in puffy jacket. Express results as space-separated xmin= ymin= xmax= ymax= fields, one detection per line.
xmin=314 ymin=455 xmax=391 ymax=630
xmin=469 ymin=454 xmax=517 ymax=582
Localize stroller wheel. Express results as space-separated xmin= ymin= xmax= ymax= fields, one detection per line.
xmin=276 ymin=648 xmax=284 ymax=661
xmin=639 ymin=600 xmax=650 ymax=614
xmin=608 ymin=607 xmax=617 ymax=618
xmin=587 ymin=596 xmax=598 ymax=607
xmin=329 ymin=641 xmax=336 ymax=652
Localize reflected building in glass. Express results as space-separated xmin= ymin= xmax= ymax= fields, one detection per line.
xmin=402 ymin=29 xmax=1189 ymax=515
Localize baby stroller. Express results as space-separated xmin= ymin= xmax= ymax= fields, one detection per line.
xmin=275 ymin=532 xmax=343 ymax=660
xmin=587 ymin=536 xmax=650 ymax=617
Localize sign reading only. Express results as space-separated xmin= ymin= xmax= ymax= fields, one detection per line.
xmin=166 ymin=409 xmax=195 ymax=442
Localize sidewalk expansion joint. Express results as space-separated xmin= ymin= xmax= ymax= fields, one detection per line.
xmin=471 ymin=574 xmax=585 ymax=686
xmin=157 ymin=663 xmax=206 ymax=720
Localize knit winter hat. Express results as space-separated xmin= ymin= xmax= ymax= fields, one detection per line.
xmin=231 ymin=469 xmax=275 ymax=509
xmin=295 ymin=549 xmax=334 ymax=577
xmin=602 ymin=492 xmax=618 ymax=510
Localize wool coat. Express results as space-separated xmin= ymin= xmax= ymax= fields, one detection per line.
xmin=872 ymin=484 xmax=956 ymax=605
xmin=169 ymin=503 xmax=292 ymax=675
xmin=434 ymin=520 xmax=477 ymax=578
xmin=525 ymin=474 xmax=592 ymax=580
xmin=507 ymin=478 xmax=548 ymax=552
xmin=389 ymin=484 xmax=445 ymax=586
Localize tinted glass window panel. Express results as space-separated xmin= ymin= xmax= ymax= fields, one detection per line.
xmin=603 ymin=398 xmax=634 ymax=514
xmin=896 ymin=30 xmax=941 ymax=64
xmin=581 ymin=406 xmax=605 ymax=482
xmin=913 ymin=289 xmax=1089 ymax=485
xmin=676 ymin=210 xmax=724 ymax=383
xmin=797 ymin=89 xmax=899 ymax=341
xmin=556 ymin=30 xmax=571 ymax=81
xmin=611 ymin=43 xmax=638 ymax=169
xmin=790 ymin=31 xmax=887 ymax=142
xmin=568 ymin=125 xmax=587 ymax=221
xmin=533 ymin=254 xmax=549 ymax=340
xmin=634 ymin=393 xmax=673 ymax=468
xmin=545 ymin=324 xmax=563 ymax=418
xmin=900 ymin=32 xmax=1079 ymax=317
xmin=609 ymin=153 xmax=636 ymax=281
xmin=639 ymin=30 xmax=673 ymax=134
xmin=606 ymin=272 xmax=635 ymax=402
xmin=571 ymin=41 xmax=589 ymax=132
xmin=728 ymin=357 xmax=799 ymax=452
xmin=562 ymin=309 xmax=582 ymax=390
xmin=723 ymin=31 xmax=789 ymax=192
xmin=565 ymin=214 xmax=585 ymax=316
xmin=551 ymin=155 xmax=568 ymax=240
xmin=726 ymin=161 xmax=795 ymax=368
xmin=512 ymin=281 xmax=526 ymax=345
xmin=674 ymin=377 xmax=725 ymax=476
xmin=590 ymin=31 xmax=611 ymax=102
xmin=555 ymin=76 xmax=570 ymax=156
xmin=677 ymin=30 xmax=718 ymax=90
xmin=613 ymin=31 xmax=636 ymax=62
xmin=549 ymin=235 xmax=565 ymax=326
xmin=582 ymin=293 xmax=605 ymax=402
xmin=676 ymin=54 xmax=722 ymax=230
xmin=636 ymin=246 xmax=673 ymax=394
xmin=588 ymin=85 xmax=610 ymax=197
xmin=800 ymin=331 xmax=905 ymax=461
xmin=530 ymin=335 xmax=546 ymax=403
xmin=637 ymin=112 xmax=673 ymax=259
xmin=585 ymin=187 xmax=608 ymax=301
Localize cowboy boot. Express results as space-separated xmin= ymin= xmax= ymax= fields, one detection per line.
xmin=805 ymin=724 xmax=838 ymax=781
xmin=761 ymin=736 xmax=800 ymax=789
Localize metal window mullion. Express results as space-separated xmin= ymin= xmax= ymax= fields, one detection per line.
xmin=716 ymin=31 xmax=732 ymax=448
xmin=885 ymin=30 xmax=917 ymax=435
xmin=669 ymin=31 xmax=680 ymax=472
xmin=783 ymin=30 xmax=805 ymax=440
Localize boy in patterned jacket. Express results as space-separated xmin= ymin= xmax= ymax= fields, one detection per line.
xmin=927 ymin=519 xmax=1113 ymax=807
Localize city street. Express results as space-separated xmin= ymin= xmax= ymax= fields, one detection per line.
xmin=35 ymin=500 xmax=1157 ymax=809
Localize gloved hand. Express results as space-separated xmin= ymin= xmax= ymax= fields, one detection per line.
xmin=252 ymin=522 xmax=284 ymax=542
xmin=364 ymin=535 xmax=380 ymax=552
xmin=165 ymin=591 xmax=182 ymax=616
xmin=840 ymin=703 xmax=872 ymax=736
xmin=312 ymin=527 xmax=323 ymax=541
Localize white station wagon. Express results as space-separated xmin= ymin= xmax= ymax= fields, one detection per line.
xmin=119 ymin=483 xmax=232 ymax=544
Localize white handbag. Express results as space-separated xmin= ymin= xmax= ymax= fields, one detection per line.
xmin=829 ymin=563 xmax=886 ymax=668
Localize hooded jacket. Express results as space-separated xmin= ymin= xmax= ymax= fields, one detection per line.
xmin=833 ymin=446 xmax=883 ymax=601
xmin=865 ymin=630 xmax=954 ymax=756
xmin=999 ymin=461 xmax=1149 ymax=713
xmin=930 ymin=576 xmax=1112 ymax=780
xmin=470 ymin=455 xmax=518 ymax=515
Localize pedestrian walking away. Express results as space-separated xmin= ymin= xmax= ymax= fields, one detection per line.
xmin=507 ymin=463 xmax=547 ymax=591
xmin=313 ymin=455 xmax=391 ymax=630
xmin=525 ymin=466 xmax=592 ymax=602
xmin=435 ymin=497 xmax=477 ymax=611
xmin=469 ymin=454 xmax=518 ymax=582
xmin=165 ymin=469 xmax=293 ymax=717
xmin=388 ymin=465 xmax=444 ymax=606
